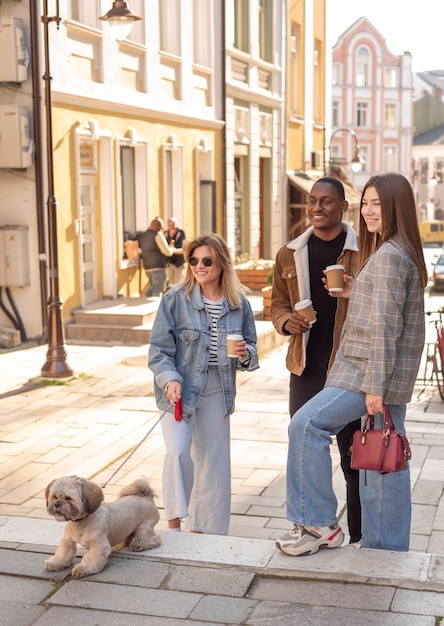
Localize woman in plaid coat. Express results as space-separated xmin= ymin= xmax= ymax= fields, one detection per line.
xmin=277 ymin=173 xmax=428 ymax=556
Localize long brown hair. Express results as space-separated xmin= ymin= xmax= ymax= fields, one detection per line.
xmin=182 ymin=234 xmax=245 ymax=308
xmin=358 ymin=173 xmax=428 ymax=288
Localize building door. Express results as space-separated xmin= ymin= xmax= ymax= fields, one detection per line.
xmin=78 ymin=174 xmax=99 ymax=304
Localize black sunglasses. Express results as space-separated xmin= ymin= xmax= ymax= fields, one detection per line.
xmin=188 ymin=256 xmax=213 ymax=267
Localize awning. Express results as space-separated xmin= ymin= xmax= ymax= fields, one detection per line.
xmin=287 ymin=170 xmax=362 ymax=208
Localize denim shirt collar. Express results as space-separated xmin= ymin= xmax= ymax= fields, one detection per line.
xmin=190 ymin=282 xmax=234 ymax=314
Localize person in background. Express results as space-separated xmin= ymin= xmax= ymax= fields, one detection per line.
xmin=276 ymin=172 xmax=427 ymax=556
xmin=271 ymin=177 xmax=362 ymax=544
xmin=148 ymin=234 xmax=259 ymax=534
xmin=139 ymin=217 xmax=174 ymax=297
xmin=165 ymin=218 xmax=186 ymax=286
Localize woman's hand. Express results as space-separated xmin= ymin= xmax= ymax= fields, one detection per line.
xmin=235 ymin=340 xmax=249 ymax=361
xmin=322 ymin=273 xmax=354 ymax=299
xmin=365 ymin=393 xmax=384 ymax=416
xmin=166 ymin=381 xmax=182 ymax=403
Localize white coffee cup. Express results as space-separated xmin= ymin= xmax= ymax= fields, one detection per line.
xmin=294 ymin=299 xmax=317 ymax=324
xmin=325 ymin=264 xmax=345 ymax=292
xmin=227 ymin=334 xmax=244 ymax=358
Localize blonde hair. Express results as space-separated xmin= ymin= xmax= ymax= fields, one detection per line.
xmin=358 ymin=173 xmax=428 ymax=288
xmin=182 ymin=234 xmax=245 ymax=308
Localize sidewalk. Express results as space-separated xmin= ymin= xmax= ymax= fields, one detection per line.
xmin=1 ymin=339 xmax=444 ymax=623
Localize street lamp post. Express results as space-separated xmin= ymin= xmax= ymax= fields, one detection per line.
xmin=40 ymin=2 xmax=141 ymax=377
xmin=40 ymin=0 xmax=72 ymax=378
xmin=323 ymin=127 xmax=365 ymax=176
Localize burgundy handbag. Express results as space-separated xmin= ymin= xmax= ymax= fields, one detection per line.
xmin=350 ymin=405 xmax=411 ymax=474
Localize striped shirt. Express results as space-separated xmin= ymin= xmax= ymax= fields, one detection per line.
xmin=203 ymin=296 xmax=224 ymax=365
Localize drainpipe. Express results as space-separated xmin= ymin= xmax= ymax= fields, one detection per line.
xmin=29 ymin=0 xmax=49 ymax=340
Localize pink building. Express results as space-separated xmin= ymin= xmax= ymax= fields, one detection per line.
xmin=331 ymin=17 xmax=413 ymax=188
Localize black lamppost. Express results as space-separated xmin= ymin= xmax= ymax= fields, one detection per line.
xmin=40 ymin=0 xmax=72 ymax=378
xmin=323 ymin=128 xmax=365 ymax=176
xmin=40 ymin=1 xmax=141 ymax=378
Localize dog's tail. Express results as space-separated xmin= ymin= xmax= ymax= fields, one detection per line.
xmin=118 ymin=476 xmax=155 ymax=500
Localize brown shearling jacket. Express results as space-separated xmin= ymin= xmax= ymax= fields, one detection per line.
xmin=271 ymin=223 xmax=359 ymax=377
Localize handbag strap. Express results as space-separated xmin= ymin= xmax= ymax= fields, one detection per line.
xmin=362 ymin=405 xmax=395 ymax=434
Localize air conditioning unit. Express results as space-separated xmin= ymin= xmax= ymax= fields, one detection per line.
xmin=0 ymin=105 xmax=33 ymax=169
xmin=0 ymin=16 xmax=29 ymax=83
xmin=310 ymin=151 xmax=323 ymax=169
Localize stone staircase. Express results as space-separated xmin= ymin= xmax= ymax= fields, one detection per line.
xmin=65 ymin=294 xmax=288 ymax=357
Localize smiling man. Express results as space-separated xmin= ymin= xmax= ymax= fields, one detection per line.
xmin=270 ymin=177 xmax=362 ymax=544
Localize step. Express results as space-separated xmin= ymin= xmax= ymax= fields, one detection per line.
xmin=66 ymin=322 xmax=152 ymax=344
xmin=66 ymin=319 xmax=288 ymax=355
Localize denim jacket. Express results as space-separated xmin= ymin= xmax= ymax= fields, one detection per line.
xmin=148 ymin=283 xmax=259 ymax=420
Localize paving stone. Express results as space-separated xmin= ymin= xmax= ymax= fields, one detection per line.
xmin=0 ymin=574 xmax=54 ymax=603
xmin=49 ymin=581 xmax=201 ymax=618
xmin=0 ymin=600 xmax=47 ymax=626
xmin=167 ymin=564 xmax=255 ymax=597
xmin=189 ymin=595 xmax=257 ymax=624
xmin=248 ymin=578 xmax=395 ymax=611
xmin=246 ymin=601 xmax=433 ymax=625
xmin=33 ymin=606 xmax=205 ymax=625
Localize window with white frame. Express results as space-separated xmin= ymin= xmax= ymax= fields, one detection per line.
xmin=332 ymin=100 xmax=340 ymax=126
xmin=121 ymin=146 xmax=136 ymax=244
xmin=258 ymin=0 xmax=272 ymax=62
xmin=384 ymin=103 xmax=396 ymax=128
xmin=290 ymin=24 xmax=300 ymax=116
xmin=313 ymin=41 xmax=322 ymax=122
xmin=193 ymin=0 xmax=212 ymax=67
xmin=384 ymin=67 xmax=398 ymax=88
xmin=384 ymin=146 xmax=396 ymax=172
xmin=359 ymin=145 xmax=369 ymax=172
xmin=356 ymin=46 xmax=370 ymax=86
xmin=332 ymin=63 xmax=342 ymax=86
xmin=126 ymin=0 xmax=144 ymax=44
xmin=234 ymin=0 xmax=249 ymax=52
xmin=119 ymin=140 xmax=149 ymax=260
xmin=67 ymin=1 xmax=98 ymax=28
xmin=159 ymin=0 xmax=181 ymax=56
xmin=356 ymin=101 xmax=369 ymax=127
xmin=162 ymin=139 xmax=184 ymax=225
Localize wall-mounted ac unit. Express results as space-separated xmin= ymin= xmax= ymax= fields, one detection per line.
xmin=0 ymin=16 xmax=29 ymax=83
xmin=0 ymin=105 xmax=33 ymax=169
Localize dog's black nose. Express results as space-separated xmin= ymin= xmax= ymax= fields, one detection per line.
xmin=54 ymin=502 xmax=61 ymax=509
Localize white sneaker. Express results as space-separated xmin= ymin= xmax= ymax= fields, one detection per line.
xmin=276 ymin=523 xmax=344 ymax=556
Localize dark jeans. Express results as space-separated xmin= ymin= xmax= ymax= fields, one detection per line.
xmin=289 ymin=373 xmax=362 ymax=543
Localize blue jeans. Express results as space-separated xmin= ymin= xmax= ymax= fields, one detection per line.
xmin=287 ymin=387 xmax=411 ymax=551
xmin=145 ymin=269 xmax=166 ymax=297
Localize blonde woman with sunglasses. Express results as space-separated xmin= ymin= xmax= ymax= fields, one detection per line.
xmin=149 ymin=234 xmax=259 ymax=534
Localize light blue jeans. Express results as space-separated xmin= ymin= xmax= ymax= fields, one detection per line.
xmin=287 ymin=387 xmax=411 ymax=551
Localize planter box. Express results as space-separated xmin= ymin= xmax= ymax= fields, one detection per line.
xmin=235 ymin=268 xmax=271 ymax=291
xmin=261 ymin=285 xmax=272 ymax=321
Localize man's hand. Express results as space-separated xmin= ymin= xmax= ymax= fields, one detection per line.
xmin=283 ymin=311 xmax=314 ymax=335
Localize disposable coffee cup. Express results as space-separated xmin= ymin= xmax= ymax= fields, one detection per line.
xmin=294 ymin=299 xmax=316 ymax=324
xmin=325 ymin=264 xmax=345 ymax=292
xmin=227 ymin=334 xmax=244 ymax=358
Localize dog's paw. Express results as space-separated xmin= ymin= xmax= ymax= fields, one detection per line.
xmin=129 ymin=534 xmax=161 ymax=552
xmin=71 ymin=563 xmax=91 ymax=579
xmin=45 ymin=558 xmax=71 ymax=571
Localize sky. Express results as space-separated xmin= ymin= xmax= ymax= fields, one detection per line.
xmin=327 ymin=0 xmax=444 ymax=73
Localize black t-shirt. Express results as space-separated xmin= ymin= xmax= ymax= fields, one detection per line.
xmin=301 ymin=230 xmax=347 ymax=380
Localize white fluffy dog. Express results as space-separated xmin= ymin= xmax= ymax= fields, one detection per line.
xmin=45 ymin=475 xmax=161 ymax=578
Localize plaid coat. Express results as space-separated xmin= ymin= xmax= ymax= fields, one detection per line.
xmin=326 ymin=238 xmax=425 ymax=403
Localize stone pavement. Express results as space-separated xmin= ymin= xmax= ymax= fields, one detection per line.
xmin=1 ymin=338 xmax=444 ymax=623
